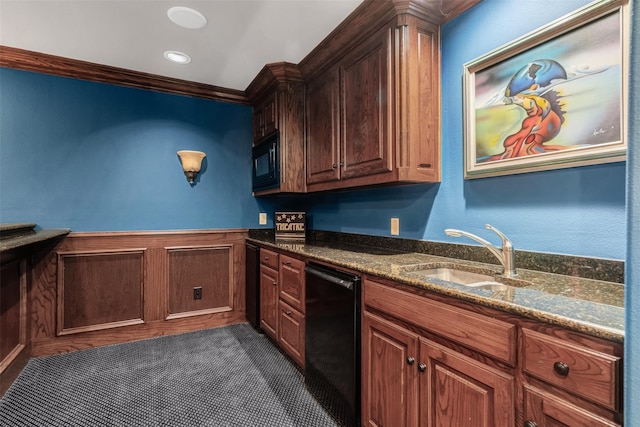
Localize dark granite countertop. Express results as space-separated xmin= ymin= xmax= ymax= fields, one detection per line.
xmin=248 ymin=236 xmax=624 ymax=343
xmin=0 ymin=223 xmax=70 ymax=253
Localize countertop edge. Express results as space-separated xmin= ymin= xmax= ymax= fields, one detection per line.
xmin=0 ymin=228 xmax=71 ymax=253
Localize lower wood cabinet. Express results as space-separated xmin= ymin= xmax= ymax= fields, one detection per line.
xmin=419 ymin=339 xmax=515 ymax=427
xmin=258 ymin=247 xmax=306 ymax=368
xmin=278 ymin=299 xmax=305 ymax=367
xmin=362 ymin=276 xmax=623 ymax=427
xmin=524 ymin=385 xmax=620 ymax=427
xmin=0 ymin=257 xmax=29 ymax=396
xmin=362 ymin=312 xmax=418 ymax=427
xmin=362 ymin=311 xmax=514 ymax=427
xmin=259 ymin=263 xmax=279 ymax=340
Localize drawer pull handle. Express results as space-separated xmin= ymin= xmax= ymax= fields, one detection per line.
xmin=286 ymin=310 xmax=292 ymax=315
xmin=406 ymin=357 xmax=415 ymax=365
xmin=418 ymin=363 xmax=427 ymax=373
xmin=285 ymin=261 xmax=291 ymax=265
xmin=553 ymin=361 xmax=570 ymax=376
xmin=264 ymin=256 xmax=270 ymax=260
xmin=524 ymin=421 xmax=538 ymax=427
xmin=272 ymin=281 xmax=277 ymax=286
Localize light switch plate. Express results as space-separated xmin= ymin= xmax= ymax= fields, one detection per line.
xmin=391 ymin=218 xmax=400 ymax=235
xmin=259 ymin=213 xmax=267 ymax=225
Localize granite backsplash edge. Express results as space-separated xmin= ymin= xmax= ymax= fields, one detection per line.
xmin=248 ymin=229 xmax=624 ymax=284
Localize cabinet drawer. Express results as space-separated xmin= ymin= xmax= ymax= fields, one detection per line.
xmin=279 ymin=255 xmax=305 ymax=313
xmin=522 ymin=329 xmax=620 ymax=410
xmin=364 ymin=279 xmax=517 ymax=366
xmin=279 ymin=300 xmax=305 ymax=368
xmin=524 ymin=385 xmax=620 ymax=427
xmin=260 ymin=248 xmax=279 ymax=269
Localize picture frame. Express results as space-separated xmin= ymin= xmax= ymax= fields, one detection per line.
xmin=462 ymin=0 xmax=629 ymax=179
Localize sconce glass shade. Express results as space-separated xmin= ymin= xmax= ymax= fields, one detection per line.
xmin=177 ymin=150 xmax=206 ymax=184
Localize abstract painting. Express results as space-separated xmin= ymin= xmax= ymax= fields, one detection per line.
xmin=463 ymin=0 xmax=628 ymax=178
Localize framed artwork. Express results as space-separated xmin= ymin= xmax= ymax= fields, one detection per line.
xmin=462 ymin=0 xmax=628 ymax=179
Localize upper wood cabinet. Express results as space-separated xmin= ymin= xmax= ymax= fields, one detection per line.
xmin=306 ymin=69 xmax=340 ymax=185
xmin=252 ymin=91 xmax=277 ymax=142
xmin=246 ymin=0 xmax=484 ymax=194
xmin=305 ymin=27 xmax=395 ymax=188
xmin=301 ymin=3 xmax=446 ymax=192
xmin=246 ymin=62 xmax=306 ymax=195
xmin=340 ymin=25 xmax=393 ymax=182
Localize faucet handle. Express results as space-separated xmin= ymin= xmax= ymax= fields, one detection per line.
xmin=485 ymin=224 xmax=513 ymax=249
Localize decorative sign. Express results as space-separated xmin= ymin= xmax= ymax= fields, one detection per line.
xmin=275 ymin=212 xmax=306 ymax=241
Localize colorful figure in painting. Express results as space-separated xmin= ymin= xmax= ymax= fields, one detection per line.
xmin=484 ymin=59 xmax=568 ymax=161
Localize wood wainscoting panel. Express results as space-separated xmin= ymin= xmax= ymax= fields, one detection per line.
xmin=57 ymin=250 xmax=145 ymax=335
xmin=167 ymin=245 xmax=233 ymax=318
xmin=30 ymin=229 xmax=247 ymax=357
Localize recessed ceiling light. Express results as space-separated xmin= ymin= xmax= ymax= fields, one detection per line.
xmin=167 ymin=6 xmax=207 ymax=29
xmin=164 ymin=50 xmax=191 ymax=64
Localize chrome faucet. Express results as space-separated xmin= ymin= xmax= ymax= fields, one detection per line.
xmin=445 ymin=224 xmax=518 ymax=278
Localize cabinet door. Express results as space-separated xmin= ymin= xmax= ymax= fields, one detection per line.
xmin=523 ymin=385 xmax=620 ymax=427
xmin=278 ymin=300 xmax=305 ymax=368
xmin=252 ymin=105 xmax=264 ymax=142
xmin=306 ymin=69 xmax=341 ymax=185
xmin=259 ymin=264 xmax=279 ymax=340
xmin=262 ymin=92 xmax=278 ymax=137
xmin=418 ymin=339 xmax=515 ymax=427
xmin=252 ymin=92 xmax=277 ymax=143
xmin=362 ymin=312 xmax=418 ymax=427
xmin=279 ymin=255 xmax=305 ymax=312
xmin=340 ymin=26 xmax=393 ymax=181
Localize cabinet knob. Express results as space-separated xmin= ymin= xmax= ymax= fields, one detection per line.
xmin=406 ymin=357 xmax=415 ymax=365
xmin=272 ymin=281 xmax=277 ymax=286
xmin=553 ymin=361 xmax=570 ymax=377
xmin=524 ymin=421 xmax=538 ymax=427
xmin=264 ymin=256 xmax=269 ymax=260
xmin=332 ymin=163 xmax=338 ymax=169
xmin=285 ymin=260 xmax=291 ymax=265
xmin=286 ymin=310 xmax=292 ymax=316
xmin=418 ymin=363 xmax=427 ymax=373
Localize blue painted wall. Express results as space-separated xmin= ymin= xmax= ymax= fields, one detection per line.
xmin=0 ymin=68 xmax=260 ymax=231
xmin=1 ymin=1 xmax=626 ymax=259
xmin=259 ymin=0 xmax=627 ymax=261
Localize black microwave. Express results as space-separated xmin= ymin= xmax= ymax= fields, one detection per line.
xmin=252 ymin=133 xmax=280 ymax=192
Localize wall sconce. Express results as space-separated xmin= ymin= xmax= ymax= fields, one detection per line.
xmin=177 ymin=150 xmax=206 ymax=184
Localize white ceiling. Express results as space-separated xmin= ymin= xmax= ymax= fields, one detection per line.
xmin=0 ymin=0 xmax=363 ymax=91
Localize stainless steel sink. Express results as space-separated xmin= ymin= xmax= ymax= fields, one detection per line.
xmin=395 ymin=262 xmax=534 ymax=291
xmin=416 ymin=267 xmax=500 ymax=287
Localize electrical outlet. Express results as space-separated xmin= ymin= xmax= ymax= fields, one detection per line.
xmin=193 ymin=286 xmax=202 ymax=300
xmin=259 ymin=212 xmax=267 ymax=225
xmin=390 ymin=218 xmax=400 ymax=236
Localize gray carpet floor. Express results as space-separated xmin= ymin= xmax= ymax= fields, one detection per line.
xmin=0 ymin=323 xmax=339 ymax=426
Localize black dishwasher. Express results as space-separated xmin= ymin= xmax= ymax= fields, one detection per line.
xmin=305 ymin=263 xmax=361 ymax=427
